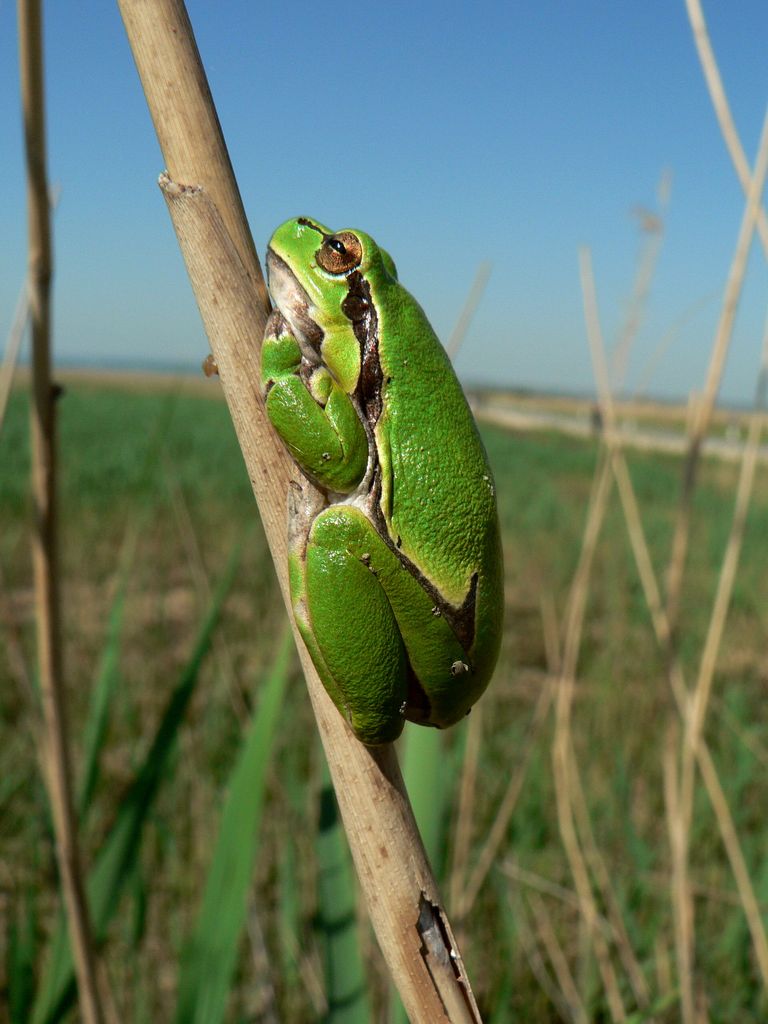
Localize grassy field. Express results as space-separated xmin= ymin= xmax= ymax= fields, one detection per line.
xmin=3 ymin=376 xmax=768 ymax=1022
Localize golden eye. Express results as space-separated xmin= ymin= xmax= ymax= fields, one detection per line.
xmin=316 ymin=231 xmax=363 ymax=274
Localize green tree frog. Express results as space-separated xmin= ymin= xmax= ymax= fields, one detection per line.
xmin=261 ymin=217 xmax=504 ymax=744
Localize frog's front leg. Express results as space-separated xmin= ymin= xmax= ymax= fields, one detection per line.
xmin=290 ymin=500 xmax=472 ymax=745
xmin=261 ymin=311 xmax=369 ymax=493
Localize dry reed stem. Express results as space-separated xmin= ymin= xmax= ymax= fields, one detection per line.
xmin=0 ymin=282 xmax=30 ymax=434
xmin=633 ymin=293 xmax=716 ymax=401
xmin=610 ymin=433 xmax=768 ymax=992
xmin=540 ymin=591 xmax=562 ymax=674
xmin=684 ymin=0 xmax=768 ymax=257
xmin=566 ymin=749 xmax=651 ymax=1010
xmin=715 ymin=693 xmax=768 ymax=769
xmin=551 ymin=448 xmax=628 ymax=1022
xmin=610 ymin=168 xmax=672 ymax=393
xmin=528 ymin=891 xmax=589 ymax=1024
xmin=457 ymin=679 xmax=553 ymax=919
xmin=664 ymin=104 xmax=768 ymax=631
xmin=446 ymin=261 xmax=492 ymax=360
xmin=117 ymin=3 xmax=481 ymax=1019
xmin=18 ymin=3 xmax=106 ymax=1022
xmin=502 ymin=861 xmax=629 ymax=942
xmin=448 ymin=699 xmax=484 ymax=915
xmin=0 ymin=557 xmax=37 ymax=711
xmin=694 ymin=740 xmax=768 ymax=984
xmin=164 ymin=458 xmax=248 ymax=724
xmin=514 ymin=895 xmax=575 ymax=1021
xmin=0 ymin=194 xmax=58 ymax=436
xmin=663 ymin=726 xmax=695 ymax=1024
xmin=576 ymin=247 xmax=657 ymax=1014
xmin=582 ymin=241 xmax=768 ymax=995
xmin=680 ymin=411 xmax=764 ymax=832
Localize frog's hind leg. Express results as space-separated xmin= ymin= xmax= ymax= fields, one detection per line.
xmin=291 ymin=503 xmax=410 ymax=745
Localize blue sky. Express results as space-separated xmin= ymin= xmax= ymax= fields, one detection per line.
xmin=2 ymin=2 xmax=768 ymax=403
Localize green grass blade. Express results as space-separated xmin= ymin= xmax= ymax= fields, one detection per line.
xmin=76 ymin=569 xmax=130 ymax=821
xmin=315 ymin=763 xmax=371 ymax=1024
xmin=174 ymin=626 xmax=293 ymax=1024
xmin=389 ymin=727 xmax=452 ymax=1024
xmin=7 ymin=891 xmax=37 ymax=1024
xmin=401 ymin=725 xmax=449 ymax=878
xmin=31 ymin=542 xmax=242 ymax=1024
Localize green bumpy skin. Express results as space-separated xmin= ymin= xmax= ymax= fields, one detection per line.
xmin=262 ymin=217 xmax=504 ymax=744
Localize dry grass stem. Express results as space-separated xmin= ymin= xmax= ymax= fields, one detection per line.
xmin=448 ymin=700 xmax=484 ymax=915
xmin=528 ymin=891 xmax=589 ymax=1024
xmin=0 ymin=557 xmax=36 ymax=711
xmin=684 ymin=0 xmax=768 ymax=256
xmin=0 ymin=193 xmax=58 ymax=435
xmin=580 ymin=237 xmax=768 ymax=1006
xmin=544 ymin=271 xmax=628 ymax=1012
xmin=665 ymin=103 xmax=768 ymax=629
xmin=164 ymin=459 xmax=248 ymax=724
xmin=663 ymin=726 xmax=695 ymax=1024
xmin=611 ymin=436 xmax=768 ymax=992
xmin=610 ymin=168 xmax=672 ymax=393
xmin=18 ymin=2 xmax=106 ymax=1021
xmin=680 ymin=412 xmax=764 ymax=833
xmin=446 ymin=261 xmax=492 ymax=360
xmin=567 ymin=750 xmax=651 ymax=1010
xmin=514 ymin=896 xmax=575 ymax=1022
xmin=458 ymin=679 xmax=553 ymax=918
xmin=633 ymin=293 xmax=716 ymax=400
xmin=551 ymin=449 xmax=627 ymax=1022
xmin=540 ymin=590 xmax=562 ymax=675
xmin=0 ymin=282 xmax=30 ymax=434
xmin=118 ymin=3 xmax=481 ymax=1018
xmin=695 ymin=741 xmax=768 ymax=986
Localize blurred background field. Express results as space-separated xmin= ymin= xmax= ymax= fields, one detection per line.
xmin=3 ymin=374 xmax=768 ymax=1021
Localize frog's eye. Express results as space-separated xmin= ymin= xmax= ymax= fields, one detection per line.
xmin=316 ymin=232 xmax=363 ymax=274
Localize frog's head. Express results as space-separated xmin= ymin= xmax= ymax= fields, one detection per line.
xmin=266 ymin=217 xmax=397 ymax=390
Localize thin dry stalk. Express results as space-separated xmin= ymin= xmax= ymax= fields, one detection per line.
xmin=581 ymin=241 xmax=768 ymax=1002
xmin=18 ymin=4 xmax=106 ymax=1023
xmin=457 ymin=679 xmax=552 ymax=918
xmin=567 ymin=749 xmax=651 ymax=1011
xmin=551 ymin=449 xmax=627 ymax=1023
xmin=448 ymin=699 xmax=484 ymax=915
xmin=580 ymin=246 xmax=689 ymax=702
xmin=654 ymin=933 xmax=674 ymax=1003
xmin=610 ymin=168 xmax=672 ymax=393
xmin=117 ymin=3 xmax=480 ymax=1019
xmin=0 ymin=190 xmax=59 ymax=435
xmin=528 ymin=891 xmax=589 ymax=1024
xmin=695 ymin=740 xmax=768 ymax=985
xmin=540 ymin=590 xmax=562 ymax=675
xmin=633 ymin=293 xmax=715 ymax=401
xmin=663 ymin=727 xmax=695 ymax=1024
xmin=504 ymin=862 xmax=623 ymax=939
xmin=163 ymin=457 xmax=248 ymax=724
xmin=0 ymin=556 xmax=36 ymax=710
xmin=0 ymin=282 xmax=30 ymax=434
xmin=446 ymin=261 xmax=492 ymax=360
xmin=575 ymin=248 xmax=654 ymax=1014
xmin=684 ymin=0 xmax=768 ymax=257
xmin=680 ymin=412 xmax=764 ymax=832
xmin=610 ymin=436 xmax=768 ymax=991
xmin=665 ymin=104 xmax=768 ymax=631
xmin=514 ymin=895 xmax=575 ymax=1022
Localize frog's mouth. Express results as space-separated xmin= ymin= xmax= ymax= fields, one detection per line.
xmin=266 ymin=248 xmax=324 ymax=356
